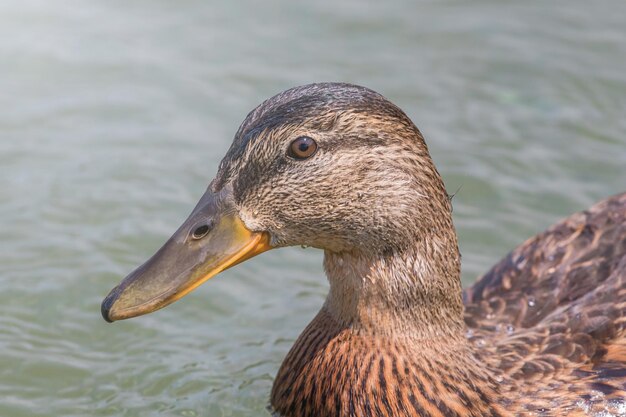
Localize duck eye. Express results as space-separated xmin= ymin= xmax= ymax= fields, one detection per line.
xmin=288 ymin=136 xmax=317 ymax=160
xmin=191 ymin=224 xmax=211 ymax=240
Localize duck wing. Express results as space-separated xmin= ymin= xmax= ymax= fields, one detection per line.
xmin=463 ymin=192 xmax=626 ymax=414
xmin=463 ymin=192 xmax=626 ymax=332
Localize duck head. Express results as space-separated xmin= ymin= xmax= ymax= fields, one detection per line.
xmin=102 ymin=83 xmax=459 ymax=328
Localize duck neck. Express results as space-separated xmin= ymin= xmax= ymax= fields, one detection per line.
xmin=270 ymin=242 xmax=509 ymax=417
xmin=322 ymin=238 xmax=465 ymax=340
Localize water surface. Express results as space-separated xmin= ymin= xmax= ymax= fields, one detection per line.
xmin=1 ymin=1 xmax=625 ymax=416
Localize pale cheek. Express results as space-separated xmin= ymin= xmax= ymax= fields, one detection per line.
xmin=238 ymin=206 xmax=266 ymax=233
xmin=238 ymin=201 xmax=293 ymax=247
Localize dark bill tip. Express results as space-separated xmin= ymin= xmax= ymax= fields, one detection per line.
xmin=101 ymin=287 xmax=120 ymax=323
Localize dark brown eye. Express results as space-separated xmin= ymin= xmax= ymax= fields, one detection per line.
xmin=288 ymin=136 xmax=318 ymax=160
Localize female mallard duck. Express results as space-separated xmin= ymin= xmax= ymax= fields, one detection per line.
xmin=102 ymin=83 xmax=626 ymax=416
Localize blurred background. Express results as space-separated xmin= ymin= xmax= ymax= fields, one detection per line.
xmin=1 ymin=1 xmax=625 ymax=416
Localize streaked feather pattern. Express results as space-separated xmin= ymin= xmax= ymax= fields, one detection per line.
xmin=271 ymin=193 xmax=626 ymax=417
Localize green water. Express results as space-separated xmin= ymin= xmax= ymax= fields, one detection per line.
xmin=1 ymin=1 xmax=625 ymax=416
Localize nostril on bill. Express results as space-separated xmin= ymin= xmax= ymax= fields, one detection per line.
xmin=191 ymin=222 xmax=213 ymax=240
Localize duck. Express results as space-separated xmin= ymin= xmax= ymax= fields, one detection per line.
xmin=101 ymin=83 xmax=626 ymax=417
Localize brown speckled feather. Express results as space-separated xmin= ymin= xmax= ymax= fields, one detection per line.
xmin=464 ymin=193 xmax=626 ymax=415
xmin=271 ymin=309 xmax=511 ymax=417
xmin=269 ymin=194 xmax=626 ymax=416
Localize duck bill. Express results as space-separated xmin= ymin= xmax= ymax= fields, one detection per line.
xmin=101 ymin=185 xmax=270 ymax=322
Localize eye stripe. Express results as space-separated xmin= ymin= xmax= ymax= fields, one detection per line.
xmin=288 ymin=136 xmax=318 ymax=160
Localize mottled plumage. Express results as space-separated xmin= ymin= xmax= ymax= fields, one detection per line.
xmin=269 ymin=193 xmax=626 ymax=416
xmin=103 ymin=83 xmax=626 ymax=417
xmin=464 ymin=193 xmax=626 ymax=416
